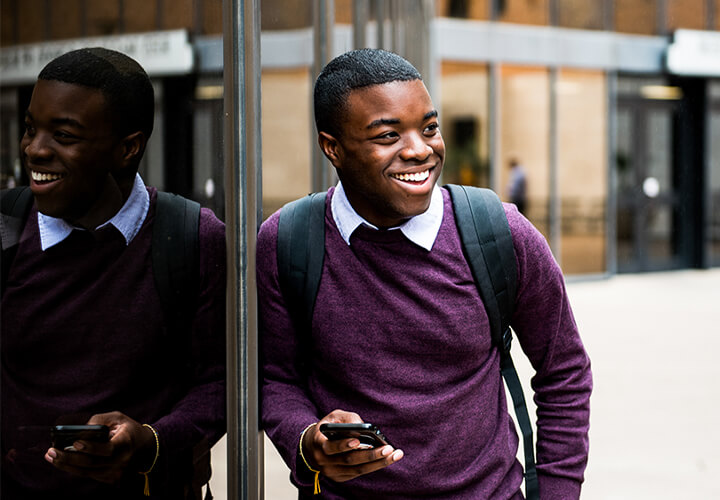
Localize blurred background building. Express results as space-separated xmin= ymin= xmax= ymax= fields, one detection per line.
xmin=2 ymin=0 xmax=719 ymax=276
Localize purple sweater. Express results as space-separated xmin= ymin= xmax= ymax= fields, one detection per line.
xmin=258 ymin=187 xmax=592 ymax=499
xmin=1 ymin=188 xmax=226 ymax=499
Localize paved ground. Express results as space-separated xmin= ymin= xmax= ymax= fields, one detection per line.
xmin=209 ymin=268 xmax=720 ymax=499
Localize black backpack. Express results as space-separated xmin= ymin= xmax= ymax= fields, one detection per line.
xmin=277 ymin=184 xmax=539 ymax=500
xmin=0 ymin=186 xmax=215 ymax=499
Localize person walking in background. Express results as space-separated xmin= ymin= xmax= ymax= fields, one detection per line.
xmin=507 ymin=156 xmax=528 ymax=215
xmin=257 ymin=48 xmax=591 ymax=499
xmin=1 ymin=48 xmax=226 ymax=499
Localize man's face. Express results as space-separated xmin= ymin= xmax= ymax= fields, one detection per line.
xmin=324 ymin=79 xmax=445 ymax=228
xmin=20 ymin=79 xmax=124 ymax=224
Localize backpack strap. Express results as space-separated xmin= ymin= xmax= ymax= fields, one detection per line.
xmin=445 ymin=184 xmax=539 ymax=500
xmin=277 ymin=191 xmax=327 ymax=335
xmin=1 ymin=186 xmax=34 ymax=295
xmin=152 ymin=191 xmax=201 ymax=334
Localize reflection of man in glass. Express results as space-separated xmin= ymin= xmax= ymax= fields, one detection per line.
xmin=507 ymin=157 xmax=527 ymax=215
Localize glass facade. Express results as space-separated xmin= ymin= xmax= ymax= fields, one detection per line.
xmin=439 ymin=62 xmax=490 ymax=188
xmin=499 ymin=66 xmax=551 ymax=238
xmin=557 ymin=70 xmax=607 ymax=274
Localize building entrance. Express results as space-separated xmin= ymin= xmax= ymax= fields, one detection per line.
xmin=616 ymin=89 xmax=681 ymax=272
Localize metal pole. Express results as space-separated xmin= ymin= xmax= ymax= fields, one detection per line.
xmin=353 ymin=0 xmax=369 ymax=49
xmin=223 ymin=0 xmax=263 ymax=499
xmin=549 ymin=67 xmax=561 ymax=261
xmin=606 ymin=71 xmax=618 ymax=275
xmin=312 ymin=0 xmax=335 ymax=192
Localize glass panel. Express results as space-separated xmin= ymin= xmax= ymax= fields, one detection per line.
xmin=498 ymin=0 xmax=550 ymax=25
xmin=499 ymin=65 xmax=551 ymax=238
xmin=557 ymin=70 xmax=607 ymax=274
xmin=439 ymin=62 xmax=490 ymax=188
xmin=557 ymin=0 xmax=605 ymax=29
xmin=437 ymin=0 xmax=491 ymax=19
xmin=710 ymin=82 xmax=720 ymax=266
xmin=616 ymin=108 xmax=635 ymax=266
xmin=615 ymin=0 xmax=658 ymax=34
xmin=667 ymin=0 xmax=706 ymax=30
xmin=645 ymin=109 xmax=674 ymax=265
xmin=261 ymin=68 xmax=314 ymax=217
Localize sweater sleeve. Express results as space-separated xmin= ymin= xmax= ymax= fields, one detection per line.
xmin=150 ymin=208 xmax=227 ymax=486
xmin=257 ymin=210 xmax=321 ymax=489
xmin=505 ymin=204 xmax=592 ymax=499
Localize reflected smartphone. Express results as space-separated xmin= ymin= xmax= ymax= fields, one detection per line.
xmin=319 ymin=423 xmax=392 ymax=449
xmin=51 ymin=425 xmax=110 ymax=451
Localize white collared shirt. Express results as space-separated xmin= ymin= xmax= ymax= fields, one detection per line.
xmin=330 ymin=181 xmax=444 ymax=251
xmin=38 ymin=173 xmax=150 ymax=251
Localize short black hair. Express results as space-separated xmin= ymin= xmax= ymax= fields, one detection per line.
xmin=38 ymin=47 xmax=154 ymax=140
xmin=314 ymin=48 xmax=422 ymax=137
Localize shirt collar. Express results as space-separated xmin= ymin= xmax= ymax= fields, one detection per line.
xmin=38 ymin=173 xmax=150 ymax=251
xmin=330 ymin=181 xmax=443 ymax=251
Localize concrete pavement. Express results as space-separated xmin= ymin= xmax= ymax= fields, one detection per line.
xmin=209 ymin=268 xmax=720 ymax=499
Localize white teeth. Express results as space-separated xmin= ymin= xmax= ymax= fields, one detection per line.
xmin=31 ymin=171 xmax=63 ymax=182
xmin=392 ymin=170 xmax=430 ymax=182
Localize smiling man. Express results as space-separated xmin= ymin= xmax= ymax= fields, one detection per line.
xmin=1 ymin=48 xmax=226 ymax=499
xmin=257 ymin=49 xmax=592 ymax=499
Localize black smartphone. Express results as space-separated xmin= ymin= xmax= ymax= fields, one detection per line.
xmin=51 ymin=425 xmax=110 ymax=451
xmin=319 ymin=423 xmax=392 ymax=449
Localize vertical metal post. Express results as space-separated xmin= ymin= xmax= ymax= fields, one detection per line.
xmin=353 ymin=0 xmax=369 ymax=49
xmin=549 ymin=67 xmax=561 ymax=261
xmin=606 ymin=71 xmax=618 ymax=275
xmin=223 ymin=0 xmax=263 ymax=499
xmin=489 ymin=63 xmax=500 ymax=192
xmin=311 ymin=0 xmax=335 ymax=192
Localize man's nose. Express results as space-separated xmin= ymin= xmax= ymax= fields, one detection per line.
xmin=399 ymin=132 xmax=432 ymax=161
xmin=23 ymin=133 xmax=53 ymax=163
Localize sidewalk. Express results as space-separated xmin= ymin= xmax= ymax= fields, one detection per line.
xmin=210 ymin=268 xmax=720 ymax=499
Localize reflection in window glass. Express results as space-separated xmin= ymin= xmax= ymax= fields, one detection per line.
xmin=557 ymin=70 xmax=607 ymax=274
xmin=499 ymin=66 xmax=551 ymax=238
xmin=439 ymin=62 xmax=490 ymax=188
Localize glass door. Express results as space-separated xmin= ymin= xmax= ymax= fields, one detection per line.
xmin=616 ymin=96 xmax=681 ymax=272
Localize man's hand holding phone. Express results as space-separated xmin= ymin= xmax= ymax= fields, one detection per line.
xmin=45 ymin=411 xmax=157 ymax=485
xmin=302 ymin=409 xmax=403 ymax=483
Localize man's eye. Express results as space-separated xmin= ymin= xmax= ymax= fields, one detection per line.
xmin=54 ymin=131 xmax=77 ymax=141
xmin=376 ymin=131 xmax=399 ymax=141
xmin=24 ymin=122 xmax=35 ymax=135
xmin=424 ymin=123 xmax=439 ymax=134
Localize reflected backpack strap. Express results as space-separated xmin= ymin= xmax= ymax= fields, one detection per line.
xmin=1 ymin=186 xmax=33 ymax=295
xmin=446 ymin=184 xmax=539 ymax=500
xmin=277 ymin=191 xmax=327 ymax=333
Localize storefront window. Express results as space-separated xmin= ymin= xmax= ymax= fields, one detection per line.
xmin=437 ymin=0 xmax=491 ymax=19
xmin=557 ymin=69 xmax=607 ymax=274
xmin=667 ymin=0 xmax=706 ymax=30
xmin=499 ymin=65 xmax=551 ymax=238
xmin=557 ymin=0 xmax=606 ymax=30
xmin=497 ymin=0 xmax=549 ymax=25
xmin=439 ymin=62 xmax=490 ymax=188
xmin=614 ymin=0 xmax=658 ymax=34
xmin=261 ymin=67 xmax=314 ymax=217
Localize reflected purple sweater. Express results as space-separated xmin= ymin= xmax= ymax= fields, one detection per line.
xmin=1 ymin=188 xmax=226 ymax=499
xmin=258 ymin=187 xmax=592 ymax=499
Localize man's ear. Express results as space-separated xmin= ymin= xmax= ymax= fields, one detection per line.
xmin=318 ymin=131 xmax=342 ymax=168
xmin=119 ymin=131 xmax=147 ymax=167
